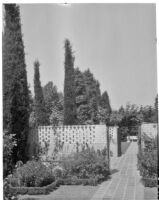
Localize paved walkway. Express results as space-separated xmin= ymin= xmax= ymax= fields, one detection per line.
xmin=91 ymin=142 xmax=157 ymax=200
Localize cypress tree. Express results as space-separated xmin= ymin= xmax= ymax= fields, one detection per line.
xmin=64 ymin=39 xmax=76 ymax=125
xmin=100 ymin=91 xmax=112 ymax=113
xmin=3 ymin=4 xmax=30 ymax=163
xmin=83 ymin=69 xmax=100 ymax=124
xmin=34 ymin=60 xmax=49 ymax=126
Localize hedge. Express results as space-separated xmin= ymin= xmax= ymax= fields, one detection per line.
xmin=8 ymin=179 xmax=61 ymax=195
xmin=7 ymin=175 xmax=109 ymax=196
xmin=142 ymin=177 xmax=158 ymax=187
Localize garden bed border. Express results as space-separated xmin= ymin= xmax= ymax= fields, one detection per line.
xmin=8 ymin=176 xmax=108 ymax=195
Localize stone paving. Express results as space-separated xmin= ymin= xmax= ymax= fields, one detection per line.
xmin=91 ymin=142 xmax=158 ymax=200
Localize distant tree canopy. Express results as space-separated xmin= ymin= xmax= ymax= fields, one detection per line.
xmin=42 ymin=81 xmax=59 ymax=118
xmin=3 ymin=4 xmax=30 ymax=163
xmin=108 ymin=97 xmax=158 ymax=141
xmin=74 ymin=67 xmax=112 ymax=125
xmin=34 ymin=60 xmax=49 ymax=126
xmin=64 ymin=39 xmax=76 ymax=125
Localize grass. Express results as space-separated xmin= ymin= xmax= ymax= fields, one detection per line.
xmin=121 ymin=141 xmax=131 ymax=154
xmin=18 ymin=185 xmax=99 ymax=200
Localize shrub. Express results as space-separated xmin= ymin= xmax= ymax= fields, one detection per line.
xmin=52 ymin=166 xmax=65 ymax=179
xmin=138 ymin=135 xmax=157 ymax=187
xmin=3 ymin=178 xmax=18 ymax=200
xmin=60 ymin=147 xmax=110 ymax=182
xmin=71 ymin=176 xmax=79 ymax=185
xmin=138 ymin=150 xmax=157 ymax=187
xmin=10 ymin=160 xmax=55 ymax=187
xmin=3 ymin=132 xmax=17 ymax=178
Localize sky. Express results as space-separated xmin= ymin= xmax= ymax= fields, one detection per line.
xmin=19 ymin=3 xmax=157 ymax=110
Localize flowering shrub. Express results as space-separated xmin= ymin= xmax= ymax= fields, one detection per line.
xmin=52 ymin=166 xmax=65 ymax=179
xmin=9 ymin=160 xmax=55 ymax=187
xmin=60 ymin=147 xmax=110 ymax=182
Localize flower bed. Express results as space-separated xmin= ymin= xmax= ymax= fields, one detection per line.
xmin=6 ymin=147 xmax=110 ymax=196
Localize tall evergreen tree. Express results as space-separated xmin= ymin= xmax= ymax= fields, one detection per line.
xmin=42 ymin=81 xmax=59 ymax=118
xmin=74 ymin=68 xmax=102 ymax=124
xmin=64 ymin=39 xmax=76 ymax=125
xmin=83 ymin=69 xmax=100 ymax=124
xmin=100 ymin=91 xmax=112 ymax=113
xmin=154 ymin=95 xmax=158 ymax=122
xmin=3 ymin=4 xmax=30 ymax=163
xmin=34 ymin=60 xmax=49 ymax=126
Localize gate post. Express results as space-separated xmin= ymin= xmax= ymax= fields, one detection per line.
xmin=138 ymin=125 xmax=142 ymax=155
xmin=117 ymin=127 xmax=121 ymax=157
xmin=106 ymin=125 xmax=110 ymax=171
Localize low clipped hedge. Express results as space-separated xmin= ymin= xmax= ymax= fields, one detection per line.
xmin=8 ymin=175 xmax=108 ymax=196
xmin=8 ymin=179 xmax=61 ymax=196
xmin=142 ymin=177 xmax=157 ymax=187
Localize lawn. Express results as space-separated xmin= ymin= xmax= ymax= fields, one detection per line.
xmin=18 ymin=185 xmax=99 ymax=200
xmin=121 ymin=141 xmax=131 ymax=154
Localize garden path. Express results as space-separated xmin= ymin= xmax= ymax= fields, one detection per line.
xmin=91 ymin=142 xmax=158 ymax=200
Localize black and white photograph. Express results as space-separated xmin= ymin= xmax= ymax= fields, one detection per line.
xmin=2 ymin=3 xmax=158 ymax=200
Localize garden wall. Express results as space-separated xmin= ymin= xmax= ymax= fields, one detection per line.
xmin=37 ymin=125 xmax=119 ymax=159
xmin=109 ymin=126 xmax=119 ymax=157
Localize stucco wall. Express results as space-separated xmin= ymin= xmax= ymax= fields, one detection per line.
xmin=38 ymin=125 xmax=118 ymax=158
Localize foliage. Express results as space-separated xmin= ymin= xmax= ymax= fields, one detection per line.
xmin=74 ymin=68 xmax=89 ymax=124
xmin=52 ymin=166 xmax=65 ymax=179
xmin=118 ymin=127 xmax=128 ymax=141
xmin=60 ymin=147 xmax=109 ymax=181
xmin=74 ymin=67 xmax=108 ymax=125
xmin=34 ymin=60 xmax=49 ymax=126
xmin=3 ymin=131 xmax=17 ymax=177
xmin=42 ymin=82 xmax=64 ymax=126
xmin=138 ymin=150 xmax=157 ymax=187
xmin=9 ymin=160 xmax=55 ymax=187
xmin=97 ymin=106 xmax=110 ymax=125
xmin=43 ymin=81 xmax=60 ymax=119
xmin=7 ymin=179 xmax=62 ymax=196
xmin=153 ymin=95 xmax=158 ymax=122
xmin=109 ymin=111 xmax=123 ymax=126
xmin=100 ymin=91 xmax=111 ymax=113
xmin=83 ymin=69 xmax=100 ymax=124
xmin=3 ymin=4 xmax=30 ymax=164
xmin=138 ymin=136 xmax=157 ymax=187
xmin=114 ymin=100 xmax=158 ymax=140
xmin=64 ymin=39 xmax=77 ymax=125
xmin=50 ymin=98 xmax=64 ymax=126
xmin=4 ymin=178 xmax=18 ymax=200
